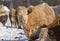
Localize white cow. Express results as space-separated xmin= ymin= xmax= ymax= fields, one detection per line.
xmin=0 ymin=4 xmax=10 ymax=26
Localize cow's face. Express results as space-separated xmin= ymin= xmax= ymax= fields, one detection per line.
xmin=16 ymin=6 xmax=28 ymax=29
xmin=22 ymin=7 xmax=36 ymax=38
xmin=22 ymin=7 xmax=34 ymax=25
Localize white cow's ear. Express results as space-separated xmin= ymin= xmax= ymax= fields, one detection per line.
xmin=5 ymin=6 xmax=10 ymax=12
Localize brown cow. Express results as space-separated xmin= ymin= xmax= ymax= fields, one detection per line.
xmin=21 ymin=3 xmax=56 ymax=41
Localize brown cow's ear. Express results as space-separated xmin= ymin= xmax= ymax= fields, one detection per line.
xmin=27 ymin=7 xmax=33 ymax=15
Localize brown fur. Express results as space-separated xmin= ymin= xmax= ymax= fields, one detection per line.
xmin=22 ymin=3 xmax=56 ymax=39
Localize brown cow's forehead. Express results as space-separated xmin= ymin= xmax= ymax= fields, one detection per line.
xmin=17 ymin=6 xmax=28 ymax=15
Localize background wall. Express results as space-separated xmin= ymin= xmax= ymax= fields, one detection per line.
xmin=0 ymin=0 xmax=60 ymax=9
